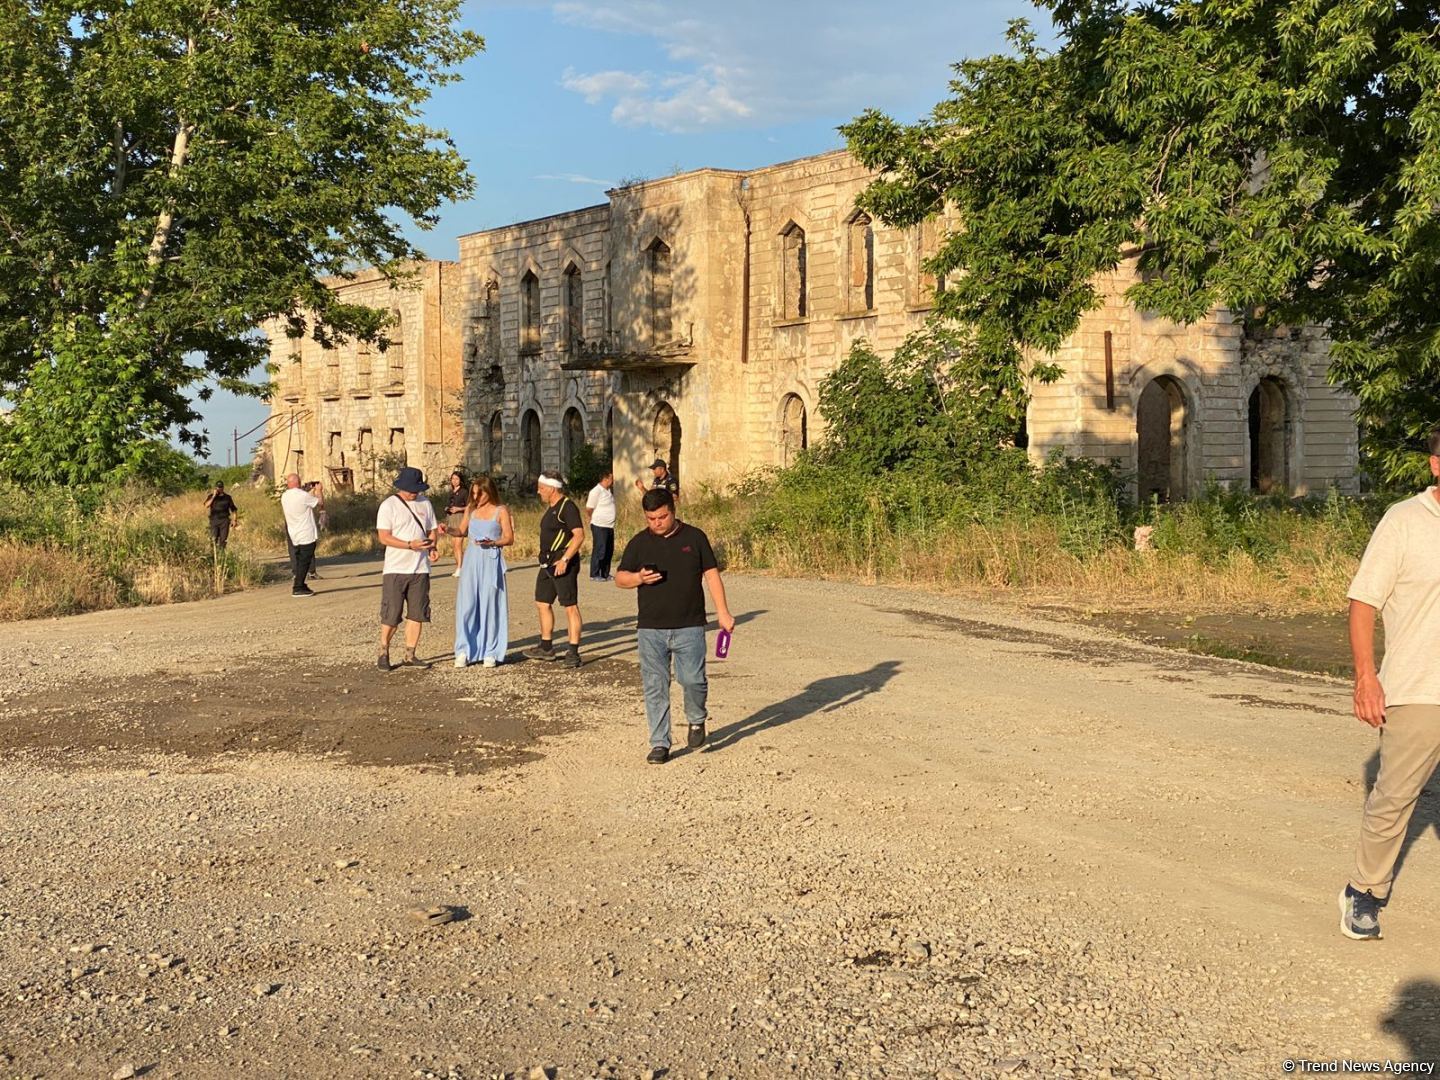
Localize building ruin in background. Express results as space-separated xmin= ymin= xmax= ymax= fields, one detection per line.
xmin=263 ymin=149 xmax=1359 ymax=500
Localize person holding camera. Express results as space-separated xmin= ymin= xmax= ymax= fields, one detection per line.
xmin=204 ymin=481 xmax=238 ymax=552
xmin=525 ymin=473 xmax=585 ymax=667
xmin=280 ymin=473 xmax=323 ymax=597
xmin=615 ymin=487 xmax=735 ymax=764
xmin=375 ymin=466 xmax=439 ymax=672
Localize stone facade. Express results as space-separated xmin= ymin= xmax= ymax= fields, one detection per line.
xmin=260 ymin=262 xmax=465 ymax=490
xmin=264 ymin=149 xmax=1359 ymax=500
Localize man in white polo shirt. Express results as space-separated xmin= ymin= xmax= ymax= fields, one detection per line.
xmin=586 ymin=468 xmax=617 ymax=581
xmin=1341 ymin=427 xmax=1440 ymax=939
xmin=279 ymin=473 xmax=322 ymax=597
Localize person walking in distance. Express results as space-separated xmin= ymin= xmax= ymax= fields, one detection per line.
xmin=204 ymin=481 xmax=238 ymax=552
xmin=615 ymin=488 xmax=735 ymax=764
xmin=1341 ymin=426 xmax=1440 ymax=939
xmin=280 ymin=473 xmax=322 ymax=597
xmin=443 ymin=470 xmax=468 ymax=577
xmin=525 ymin=473 xmax=585 ymax=667
xmin=453 ymin=476 xmax=513 ymax=668
xmin=634 ymin=458 xmax=679 ymax=502
xmin=586 ymin=468 xmax=617 ymax=581
xmin=375 ymin=467 xmax=439 ymax=672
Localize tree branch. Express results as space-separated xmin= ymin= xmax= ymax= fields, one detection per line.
xmin=138 ymin=36 xmax=196 ymax=309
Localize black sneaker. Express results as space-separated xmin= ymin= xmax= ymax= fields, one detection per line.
xmin=400 ymin=653 xmax=431 ymax=670
xmin=291 ymin=586 xmax=315 ymax=597
xmin=646 ymin=746 xmax=670 ymax=765
xmin=566 ymin=648 xmax=582 ymax=668
xmin=686 ymin=723 xmax=706 ymax=749
xmin=1339 ymin=885 xmax=1383 ymax=940
xmin=523 ymin=644 xmax=561 ymax=662
xmin=377 ymin=654 xmax=392 ymax=673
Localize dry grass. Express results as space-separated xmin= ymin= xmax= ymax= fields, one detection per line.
xmin=0 ymin=543 xmax=121 ymax=621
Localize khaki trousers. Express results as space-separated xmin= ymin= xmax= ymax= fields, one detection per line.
xmin=1351 ymin=703 xmax=1440 ymax=900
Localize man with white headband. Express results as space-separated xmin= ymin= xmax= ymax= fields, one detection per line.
xmin=526 ymin=472 xmax=586 ymax=666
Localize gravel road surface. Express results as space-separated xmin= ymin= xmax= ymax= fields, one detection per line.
xmin=1 ymin=554 xmax=1436 ymax=1078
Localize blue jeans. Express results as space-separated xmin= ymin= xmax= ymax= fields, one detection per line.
xmin=590 ymin=525 xmax=614 ymax=578
xmin=636 ymin=626 xmax=708 ymax=749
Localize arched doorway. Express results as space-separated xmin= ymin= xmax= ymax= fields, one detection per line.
xmin=653 ymin=403 xmax=681 ymax=488
xmin=521 ymin=409 xmax=542 ymax=487
xmin=562 ymin=407 xmax=586 ymax=470
xmin=487 ymin=411 xmax=503 ymax=475
xmin=1249 ymin=377 xmax=1291 ymax=493
xmin=780 ymin=394 xmax=807 ymax=466
xmin=1136 ymin=376 xmax=1190 ymax=504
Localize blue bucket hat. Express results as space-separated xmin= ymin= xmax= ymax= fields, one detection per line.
xmin=393 ymin=466 xmax=429 ymax=493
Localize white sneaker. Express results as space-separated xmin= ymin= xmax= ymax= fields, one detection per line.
xmin=453 ymin=656 xmax=467 ymax=668
xmin=482 ymin=658 xmax=497 ymax=668
xmin=451 ymin=569 xmax=461 ymax=577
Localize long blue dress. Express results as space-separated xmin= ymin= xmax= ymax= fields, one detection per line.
xmin=454 ymin=513 xmax=508 ymax=664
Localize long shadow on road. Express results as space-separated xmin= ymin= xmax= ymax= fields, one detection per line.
xmin=704 ymin=660 xmax=902 ymax=754
xmin=1382 ymin=979 xmax=1440 ymax=1064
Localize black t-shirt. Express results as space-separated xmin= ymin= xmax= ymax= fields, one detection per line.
xmin=538 ymin=497 xmax=583 ymax=565
xmin=618 ymin=522 xmax=718 ymax=629
xmin=208 ymin=492 xmax=236 ymax=521
xmin=445 ymin=486 xmax=468 ymax=514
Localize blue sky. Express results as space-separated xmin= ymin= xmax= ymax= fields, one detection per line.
xmin=201 ymin=0 xmax=1046 ymax=461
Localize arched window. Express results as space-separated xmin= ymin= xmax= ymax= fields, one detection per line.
xmin=520 ymin=270 xmax=540 ymax=354
xmin=1136 ymin=376 xmax=1191 ymax=504
xmin=487 ymin=411 xmax=503 ymax=475
xmin=780 ymin=223 xmax=807 ymax=320
xmin=521 ymin=409 xmax=542 ymax=486
xmin=653 ymin=402 xmax=681 ymax=488
xmin=780 ymin=394 xmax=808 ymax=466
xmin=646 ymin=239 xmax=672 ymax=345
xmin=1249 ymin=376 xmax=1292 ymax=493
xmin=563 ymin=264 xmax=583 ymax=354
xmin=562 ymin=407 xmax=586 ymax=469
xmin=845 ymin=212 xmax=874 ymax=312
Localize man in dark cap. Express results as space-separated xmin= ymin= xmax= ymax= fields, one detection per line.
xmin=634 ymin=458 xmax=679 ymax=501
xmin=374 ymin=466 xmax=438 ymax=672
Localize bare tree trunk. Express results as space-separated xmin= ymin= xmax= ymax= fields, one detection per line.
xmin=112 ymin=121 xmax=127 ymax=195
xmin=138 ymin=36 xmax=196 ymax=309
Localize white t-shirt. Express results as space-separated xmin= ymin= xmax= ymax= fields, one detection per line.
xmin=586 ymin=483 xmax=617 ymax=528
xmin=1348 ymin=488 xmax=1440 ymax=706
xmin=280 ymin=488 xmax=320 ymax=545
xmin=376 ymin=495 xmax=437 ymax=576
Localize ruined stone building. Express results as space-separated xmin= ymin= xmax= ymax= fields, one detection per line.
xmin=265 ymin=149 xmax=1359 ymax=500
xmin=261 ymin=262 xmax=465 ymax=489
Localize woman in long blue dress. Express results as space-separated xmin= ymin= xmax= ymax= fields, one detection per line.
xmin=453 ymin=476 xmax=513 ymax=667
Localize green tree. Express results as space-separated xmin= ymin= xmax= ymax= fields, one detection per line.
xmin=0 ymin=0 xmax=482 ymax=484
xmin=843 ymin=1 xmax=1440 ymax=484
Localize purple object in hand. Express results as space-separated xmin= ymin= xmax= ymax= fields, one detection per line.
xmin=716 ymin=628 xmax=732 ymax=659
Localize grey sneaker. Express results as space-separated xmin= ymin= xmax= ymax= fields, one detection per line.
xmin=377 ymin=654 xmax=392 ymax=673
xmin=1339 ymin=885 xmax=1383 ymax=940
xmin=524 ymin=644 xmax=561 ymax=662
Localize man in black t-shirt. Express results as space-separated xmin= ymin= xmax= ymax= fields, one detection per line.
xmin=204 ymin=482 xmax=238 ymax=551
xmin=526 ymin=473 xmax=586 ymax=667
xmin=616 ymin=487 xmax=735 ymax=764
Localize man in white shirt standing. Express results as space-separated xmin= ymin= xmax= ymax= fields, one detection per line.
xmin=1341 ymin=427 xmax=1440 ymax=940
xmin=279 ymin=473 xmax=323 ymax=598
xmin=586 ymin=468 xmax=617 ymax=581
xmin=375 ymin=466 xmax=439 ymax=672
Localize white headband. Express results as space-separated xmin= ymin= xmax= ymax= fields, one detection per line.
xmin=537 ymin=475 xmax=564 ymax=489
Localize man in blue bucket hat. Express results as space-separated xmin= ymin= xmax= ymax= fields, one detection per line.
xmin=375 ymin=466 xmax=439 ymax=672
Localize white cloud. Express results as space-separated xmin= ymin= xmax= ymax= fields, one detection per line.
xmin=551 ymin=0 xmax=1028 ymax=132
xmin=533 ymin=172 xmax=616 ymax=186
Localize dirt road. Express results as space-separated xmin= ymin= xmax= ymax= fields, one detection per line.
xmin=1 ymin=554 xmax=1436 ymax=1078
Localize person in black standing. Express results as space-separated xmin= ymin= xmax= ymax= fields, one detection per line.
xmin=634 ymin=458 xmax=679 ymax=502
xmin=525 ymin=473 xmax=586 ymax=667
xmin=204 ymin=482 xmax=238 ymax=551
xmin=615 ymin=487 xmax=735 ymax=764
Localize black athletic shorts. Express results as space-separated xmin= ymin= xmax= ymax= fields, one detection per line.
xmin=535 ymin=562 xmax=579 ymax=607
xmin=381 ymin=573 xmax=431 ymax=627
